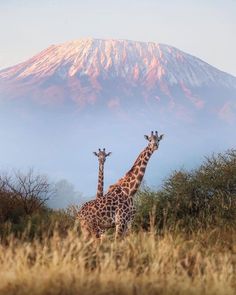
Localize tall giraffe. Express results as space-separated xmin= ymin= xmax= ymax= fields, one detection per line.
xmin=93 ymin=148 xmax=111 ymax=199
xmin=78 ymin=131 xmax=164 ymax=239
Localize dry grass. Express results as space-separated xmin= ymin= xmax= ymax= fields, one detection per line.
xmin=0 ymin=228 xmax=235 ymax=295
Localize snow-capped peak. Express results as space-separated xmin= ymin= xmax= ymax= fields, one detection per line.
xmin=1 ymin=38 xmax=236 ymax=89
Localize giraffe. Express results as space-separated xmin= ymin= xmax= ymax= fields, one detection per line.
xmin=78 ymin=131 xmax=164 ymax=239
xmin=93 ymin=148 xmax=111 ymax=199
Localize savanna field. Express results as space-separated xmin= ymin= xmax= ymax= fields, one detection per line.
xmin=0 ymin=151 xmax=235 ymax=295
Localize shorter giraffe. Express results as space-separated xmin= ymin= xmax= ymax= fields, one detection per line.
xmin=78 ymin=131 xmax=164 ymax=239
xmin=93 ymin=148 xmax=111 ymax=199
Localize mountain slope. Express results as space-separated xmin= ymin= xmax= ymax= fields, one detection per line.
xmin=0 ymin=38 xmax=236 ymax=119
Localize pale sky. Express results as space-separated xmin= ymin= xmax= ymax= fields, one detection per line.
xmin=0 ymin=0 xmax=236 ymax=76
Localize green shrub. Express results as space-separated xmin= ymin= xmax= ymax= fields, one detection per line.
xmin=134 ymin=150 xmax=236 ymax=232
xmin=0 ymin=209 xmax=75 ymax=241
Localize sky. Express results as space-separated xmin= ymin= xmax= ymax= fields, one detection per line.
xmin=0 ymin=0 xmax=236 ymax=76
xmin=0 ymin=0 xmax=236 ymax=202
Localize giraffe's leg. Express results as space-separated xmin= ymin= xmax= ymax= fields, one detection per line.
xmin=98 ymin=228 xmax=106 ymax=240
xmin=79 ymin=219 xmax=101 ymax=240
xmin=115 ymin=209 xmax=128 ymax=240
xmin=127 ymin=207 xmax=136 ymax=233
xmin=115 ymin=221 xmax=128 ymax=240
xmin=100 ymin=233 xmax=106 ymax=242
xmin=127 ymin=221 xmax=132 ymax=233
xmin=86 ymin=220 xmax=105 ymax=240
xmin=80 ymin=223 xmax=91 ymax=240
xmin=91 ymin=227 xmax=102 ymax=239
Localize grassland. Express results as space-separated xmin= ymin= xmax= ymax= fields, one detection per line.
xmin=0 ymin=227 xmax=235 ymax=295
xmin=0 ymin=150 xmax=235 ymax=294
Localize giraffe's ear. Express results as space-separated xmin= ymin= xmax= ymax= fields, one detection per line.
xmin=93 ymin=152 xmax=98 ymax=156
xmin=159 ymin=134 xmax=164 ymax=140
xmin=144 ymin=135 xmax=149 ymax=140
xmin=106 ymin=152 xmax=112 ymax=157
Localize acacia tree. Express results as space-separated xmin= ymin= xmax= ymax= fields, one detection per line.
xmin=0 ymin=169 xmax=54 ymax=215
xmin=0 ymin=172 xmax=16 ymax=222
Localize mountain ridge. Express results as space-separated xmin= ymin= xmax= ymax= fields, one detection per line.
xmin=1 ymin=38 xmax=236 ymax=85
xmin=0 ymin=38 xmax=236 ymax=117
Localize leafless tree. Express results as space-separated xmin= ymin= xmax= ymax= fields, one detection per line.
xmin=0 ymin=169 xmax=54 ymax=215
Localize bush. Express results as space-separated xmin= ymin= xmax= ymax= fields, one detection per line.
xmin=134 ymin=150 xmax=236 ymax=232
xmin=0 ymin=208 xmax=75 ymax=241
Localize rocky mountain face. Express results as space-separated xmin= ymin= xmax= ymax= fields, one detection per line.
xmin=0 ymin=38 xmax=235 ymax=121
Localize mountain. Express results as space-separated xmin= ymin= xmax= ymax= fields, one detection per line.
xmin=0 ymin=38 xmax=236 ymax=200
xmin=0 ymin=38 xmax=236 ymax=121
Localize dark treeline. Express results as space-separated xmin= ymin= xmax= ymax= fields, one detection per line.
xmin=0 ymin=150 xmax=235 ymax=239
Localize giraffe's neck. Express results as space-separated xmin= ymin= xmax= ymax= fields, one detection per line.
xmin=114 ymin=145 xmax=154 ymax=197
xmin=96 ymin=161 xmax=104 ymax=198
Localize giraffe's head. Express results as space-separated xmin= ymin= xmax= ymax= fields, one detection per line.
xmin=144 ymin=131 xmax=164 ymax=151
xmin=93 ymin=148 xmax=112 ymax=164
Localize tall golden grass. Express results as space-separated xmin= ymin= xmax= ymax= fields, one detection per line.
xmin=0 ymin=227 xmax=235 ymax=295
